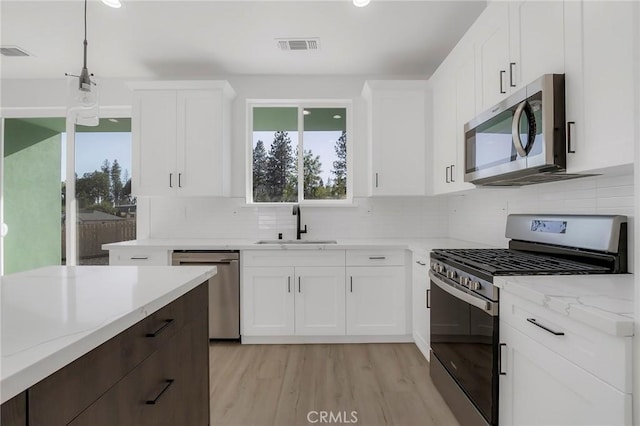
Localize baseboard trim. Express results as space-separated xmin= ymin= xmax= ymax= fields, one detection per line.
xmin=242 ymin=334 xmax=413 ymax=344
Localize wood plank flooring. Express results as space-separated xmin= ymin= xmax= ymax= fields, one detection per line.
xmin=209 ymin=343 xmax=459 ymax=426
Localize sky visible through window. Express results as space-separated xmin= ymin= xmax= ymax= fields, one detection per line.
xmin=60 ymin=132 xmax=132 ymax=182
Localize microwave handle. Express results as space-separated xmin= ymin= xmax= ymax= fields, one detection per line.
xmin=511 ymin=100 xmax=536 ymax=157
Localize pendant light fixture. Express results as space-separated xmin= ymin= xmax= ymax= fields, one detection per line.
xmin=353 ymin=0 xmax=370 ymax=7
xmin=66 ymin=0 xmax=99 ymax=126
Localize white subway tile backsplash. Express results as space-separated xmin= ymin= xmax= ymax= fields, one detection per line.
xmin=146 ymin=196 xmax=449 ymax=240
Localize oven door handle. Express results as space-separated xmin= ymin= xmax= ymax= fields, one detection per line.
xmin=429 ymin=271 xmax=498 ymax=316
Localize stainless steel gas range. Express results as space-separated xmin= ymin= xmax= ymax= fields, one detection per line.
xmin=428 ymin=214 xmax=628 ymax=426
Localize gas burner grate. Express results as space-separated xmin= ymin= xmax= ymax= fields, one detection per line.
xmin=433 ymin=249 xmax=610 ymax=275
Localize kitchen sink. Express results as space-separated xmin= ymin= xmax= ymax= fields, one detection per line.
xmin=255 ymin=239 xmax=338 ymax=245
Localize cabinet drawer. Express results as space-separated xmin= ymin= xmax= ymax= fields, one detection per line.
xmin=242 ymin=250 xmax=345 ymax=267
xmin=28 ymin=283 xmax=208 ymax=426
xmin=500 ymin=291 xmax=632 ymax=393
xmin=109 ymin=249 xmax=170 ymax=266
xmin=346 ymin=250 xmax=405 ymax=266
xmin=68 ymin=312 xmax=209 ymax=426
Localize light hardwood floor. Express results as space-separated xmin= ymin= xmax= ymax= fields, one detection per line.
xmin=209 ymin=343 xmax=459 ymax=426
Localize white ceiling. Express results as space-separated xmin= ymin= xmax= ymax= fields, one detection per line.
xmin=0 ymin=0 xmax=486 ymax=80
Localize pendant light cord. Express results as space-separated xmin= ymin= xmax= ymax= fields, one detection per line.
xmin=83 ymin=0 xmax=88 ymax=69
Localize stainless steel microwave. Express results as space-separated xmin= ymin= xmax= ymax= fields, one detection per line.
xmin=464 ymin=74 xmax=584 ymax=186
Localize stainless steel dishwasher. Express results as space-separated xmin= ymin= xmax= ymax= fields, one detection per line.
xmin=171 ymin=250 xmax=240 ymax=340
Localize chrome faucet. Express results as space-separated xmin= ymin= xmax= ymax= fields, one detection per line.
xmin=292 ymin=205 xmax=307 ymax=240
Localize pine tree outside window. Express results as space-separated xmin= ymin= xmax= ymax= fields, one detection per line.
xmin=249 ymin=103 xmax=351 ymax=204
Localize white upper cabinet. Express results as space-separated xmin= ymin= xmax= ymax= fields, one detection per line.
xmin=509 ymin=0 xmax=565 ymax=89
xmin=431 ymin=69 xmax=457 ymax=195
xmin=362 ymin=81 xmax=428 ymax=196
xmin=564 ymin=1 xmax=635 ymax=173
xmin=130 ymin=81 xmax=235 ymax=197
xmin=431 ymin=36 xmax=476 ymax=194
xmin=475 ymin=1 xmax=565 ymax=112
xmin=475 ymin=1 xmax=511 ymax=110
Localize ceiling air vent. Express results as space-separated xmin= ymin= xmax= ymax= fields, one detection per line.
xmin=276 ymin=38 xmax=320 ymax=51
xmin=0 ymin=46 xmax=31 ymax=57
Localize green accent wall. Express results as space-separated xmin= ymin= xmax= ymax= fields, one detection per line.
xmin=3 ymin=119 xmax=62 ymax=274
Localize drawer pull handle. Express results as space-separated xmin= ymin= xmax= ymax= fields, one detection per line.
xmin=369 ymin=256 xmax=386 ymax=260
xmin=416 ymin=261 xmax=426 ymax=266
xmin=146 ymin=319 xmax=175 ymax=338
xmin=130 ymin=256 xmax=149 ymax=260
xmin=426 ymin=289 xmax=430 ymax=309
xmin=146 ymin=379 xmax=174 ymax=405
xmin=526 ymin=318 xmax=565 ymax=336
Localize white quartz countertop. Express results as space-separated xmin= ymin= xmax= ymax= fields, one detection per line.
xmin=494 ymin=274 xmax=635 ymax=337
xmin=0 ymin=265 xmax=216 ymax=404
xmin=103 ymin=237 xmax=497 ymax=252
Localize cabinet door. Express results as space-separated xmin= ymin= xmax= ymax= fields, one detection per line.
xmin=371 ymin=90 xmax=426 ymax=196
xmin=294 ymin=267 xmax=346 ymax=336
xmin=242 ymin=267 xmax=294 ymax=336
xmin=453 ymin=50 xmax=477 ymax=192
xmin=565 ymin=1 xmax=635 ymax=173
xmin=132 ymin=90 xmax=177 ymax=196
xmin=509 ymin=0 xmax=565 ymax=89
xmin=411 ymin=254 xmax=430 ymax=359
xmin=499 ymin=322 xmax=631 ymax=426
xmin=476 ymin=2 xmax=510 ymax=110
xmin=431 ymin=71 xmax=457 ymax=195
xmin=177 ymin=90 xmax=226 ymax=196
xmin=346 ymin=266 xmax=405 ymax=335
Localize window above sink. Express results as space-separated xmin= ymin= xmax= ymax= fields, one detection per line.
xmin=247 ymin=101 xmax=353 ymax=205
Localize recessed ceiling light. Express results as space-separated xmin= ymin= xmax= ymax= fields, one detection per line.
xmin=333 ymin=115 xmax=342 ymax=119
xmin=101 ymin=0 xmax=122 ymax=8
xmin=303 ymin=110 xmax=311 ymax=115
xmin=108 ymin=118 xmax=119 ymax=123
xmin=353 ymin=0 xmax=370 ymax=7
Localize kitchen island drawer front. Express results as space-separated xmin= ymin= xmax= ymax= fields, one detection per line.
xmin=242 ymin=250 xmax=345 ymax=267
xmin=346 ymin=250 xmax=405 ymax=266
xmin=501 ymin=291 xmax=632 ymax=393
xmin=28 ymin=283 xmax=208 ymax=426
xmin=109 ymin=249 xmax=170 ymax=266
xmin=68 ymin=312 xmax=209 ymax=426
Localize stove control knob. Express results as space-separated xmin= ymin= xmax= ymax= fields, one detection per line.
xmin=469 ymin=281 xmax=482 ymax=291
xmin=447 ymin=270 xmax=457 ymax=280
xmin=437 ymin=264 xmax=445 ymax=274
xmin=431 ymin=263 xmax=438 ymax=272
xmin=459 ymin=276 xmax=469 ymax=286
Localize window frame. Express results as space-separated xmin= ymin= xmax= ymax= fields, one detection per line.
xmin=246 ymin=99 xmax=353 ymax=205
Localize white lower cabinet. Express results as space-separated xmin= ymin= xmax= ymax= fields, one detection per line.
xmin=242 ymin=251 xmax=347 ymax=337
xmin=499 ymin=291 xmax=632 ymax=425
xmin=294 ymin=267 xmax=346 ymax=335
xmin=411 ymin=252 xmax=430 ymax=359
xmin=346 ymin=266 xmax=405 ymax=335
xmin=499 ymin=322 xmax=631 ymax=426
xmin=242 ymin=266 xmax=346 ymax=337
xmin=242 ymin=266 xmax=295 ymax=336
xmin=242 ymin=249 xmax=408 ymax=339
xmin=108 ymin=248 xmax=170 ymax=266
